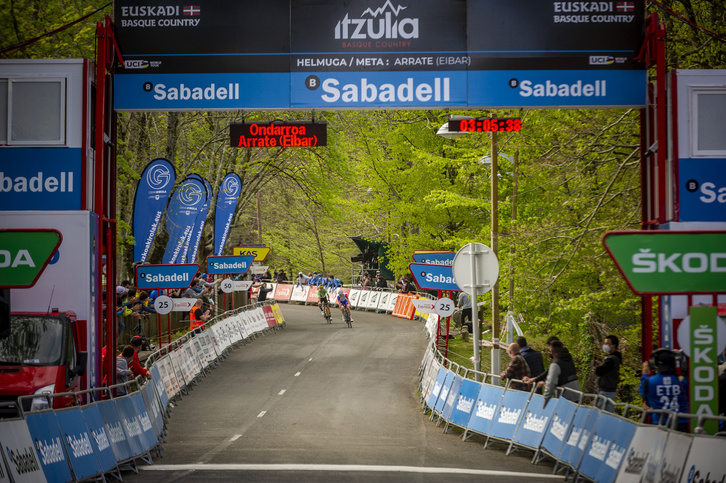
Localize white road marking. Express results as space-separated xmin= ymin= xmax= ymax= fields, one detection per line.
xmin=229 ymin=435 xmax=242 ymax=442
xmin=141 ymin=464 xmax=563 ymax=478
xmin=294 ymin=372 xmax=301 ymax=377
xmin=278 ymin=389 xmax=286 ymax=395
xmin=257 ymin=411 xmax=266 ymax=418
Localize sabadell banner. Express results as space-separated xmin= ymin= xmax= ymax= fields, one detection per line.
xmin=113 ymin=0 xmax=646 ymax=110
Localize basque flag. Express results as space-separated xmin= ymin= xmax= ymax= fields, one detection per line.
xmin=162 ymin=175 xmax=208 ymax=264
xmin=213 ymin=173 xmax=242 ymax=256
xmin=616 ymin=2 xmax=635 ymax=12
xmin=183 ymin=5 xmax=200 ymax=15
xmin=132 ymin=158 xmax=176 ymax=263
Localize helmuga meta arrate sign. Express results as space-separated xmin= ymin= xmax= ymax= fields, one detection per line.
xmin=603 ymin=231 xmax=726 ymax=295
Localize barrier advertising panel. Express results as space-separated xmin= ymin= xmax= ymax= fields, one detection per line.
xmin=558 ymin=407 xmax=599 ymax=470
xmin=24 ymin=412 xmax=72 ymax=483
xmin=434 ymin=371 xmax=456 ymax=415
xmin=96 ymin=399 xmax=134 ymax=463
xmin=440 ymin=374 xmax=463 ymax=421
xmin=579 ymin=413 xmax=635 ymax=482
xmin=512 ymin=393 xmax=558 ymax=450
xmin=82 ymin=405 xmax=119 ymax=474
xmin=467 ymin=383 xmax=504 ymax=436
xmin=678 ymin=436 xmax=726 ymax=483
xmin=489 ymin=389 xmax=529 ymax=442
xmin=541 ymin=397 xmax=577 ymax=460
xmin=0 ymin=419 xmax=47 ymax=483
xmin=447 ymin=378 xmax=480 ymax=429
xmin=55 ymin=408 xmax=102 ymax=481
xmin=426 ymin=367 xmax=448 ymax=409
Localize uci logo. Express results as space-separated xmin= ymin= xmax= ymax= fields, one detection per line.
xmin=589 ymin=56 xmax=614 ymax=65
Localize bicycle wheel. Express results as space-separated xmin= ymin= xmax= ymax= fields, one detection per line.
xmin=324 ymin=305 xmax=332 ymax=323
xmin=345 ymin=308 xmax=352 ymax=328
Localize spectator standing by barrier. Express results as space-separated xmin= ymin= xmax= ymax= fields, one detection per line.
xmin=595 ymin=334 xmax=621 ymax=412
xmin=296 ymin=272 xmax=308 ymax=287
xmin=129 ymin=336 xmax=152 ymax=381
xmin=640 ymin=348 xmax=689 ymax=431
xmin=189 ymin=298 xmax=210 ymax=333
xmin=501 ymin=343 xmax=531 ymax=391
xmin=516 ymin=336 xmax=544 ymax=379
xmin=542 ymin=340 xmax=581 ymax=405
xmin=256 ymin=282 xmax=272 ymax=302
xmin=523 ymin=335 xmax=565 ymax=387
xmin=457 ymin=292 xmax=473 ymax=333
xmin=375 ymin=272 xmax=388 ymax=290
xmin=116 ymin=346 xmax=134 ymax=396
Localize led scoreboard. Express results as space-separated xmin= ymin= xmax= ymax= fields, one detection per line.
xmin=448 ymin=118 xmax=521 ymax=133
xmin=230 ymin=121 xmax=327 ymax=148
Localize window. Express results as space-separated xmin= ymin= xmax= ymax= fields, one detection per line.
xmin=1 ymin=77 xmax=66 ymax=145
xmin=691 ymin=88 xmax=726 ymax=156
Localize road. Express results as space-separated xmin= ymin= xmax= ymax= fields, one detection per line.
xmin=127 ymin=304 xmax=563 ymax=482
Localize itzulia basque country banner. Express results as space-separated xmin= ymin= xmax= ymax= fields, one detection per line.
xmin=133 ymin=160 xmax=244 ymax=265
xmin=162 ymin=175 xmax=208 ymax=264
xmin=133 ymin=158 xmax=176 ymax=263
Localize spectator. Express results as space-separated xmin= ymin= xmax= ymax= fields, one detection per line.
xmin=182 ymin=278 xmax=212 ymax=298
xmin=516 ymin=336 xmax=544 ymax=379
xmin=116 ymin=280 xmax=131 ymax=295
xmin=189 ymin=298 xmax=210 ymax=333
xmin=128 ymin=336 xmax=152 ymax=380
xmin=375 ymin=272 xmax=388 ymax=290
xmin=363 ymin=274 xmax=375 ymax=289
xmin=457 ymin=292 xmax=473 ymax=333
xmin=276 ymin=270 xmax=287 ymax=284
xmin=256 ymin=283 xmax=272 ymax=302
xmin=595 ymin=335 xmax=622 ymax=412
xmin=640 ymin=348 xmax=688 ymax=431
xmin=501 ymin=343 xmax=531 ymax=391
xmin=542 ymin=340 xmax=581 ymax=405
xmin=116 ymin=345 xmax=135 ymax=396
xmin=296 ymin=272 xmax=309 ymax=287
xmin=399 ymin=277 xmax=416 ymax=294
xmin=523 ymin=335 xmax=565 ymax=386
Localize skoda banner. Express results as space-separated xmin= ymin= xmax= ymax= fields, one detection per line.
xmin=133 ymin=158 xmax=176 ymax=263
xmin=162 ymin=176 xmax=208 ymax=264
xmin=214 ymin=173 xmax=241 ymax=256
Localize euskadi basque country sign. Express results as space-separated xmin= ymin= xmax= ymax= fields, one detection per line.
xmin=135 ymin=263 xmax=199 ymax=290
xmin=412 ymin=251 xmax=455 ymax=266
xmin=113 ymin=0 xmax=646 ymax=111
xmin=603 ymin=231 xmax=726 ymax=295
xmin=206 ymin=255 xmax=255 ymax=274
xmin=409 ymin=262 xmax=461 ymax=291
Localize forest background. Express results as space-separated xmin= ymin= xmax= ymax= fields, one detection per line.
xmin=1 ymin=0 xmax=724 ymax=403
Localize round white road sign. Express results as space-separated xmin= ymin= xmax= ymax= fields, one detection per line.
xmin=452 ymin=242 xmax=500 ymax=296
xmin=435 ymin=297 xmax=456 ymax=317
xmin=154 ymin=295 xmax=173 ymax=315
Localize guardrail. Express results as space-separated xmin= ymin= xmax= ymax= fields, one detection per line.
xmin=418 ymin=339 xmax=726 ymax=482
xmin=0 ymin=300 xmax=285 ymax=482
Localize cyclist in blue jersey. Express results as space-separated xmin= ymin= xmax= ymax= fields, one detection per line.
xmin=336 ymin=288 xmax=352 ymax=321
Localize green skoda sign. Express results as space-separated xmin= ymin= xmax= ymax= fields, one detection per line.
xmin=603 ymin=231 xmax=726 ymax=295
xmin=0 ymin=229 xmax=62 ymax=288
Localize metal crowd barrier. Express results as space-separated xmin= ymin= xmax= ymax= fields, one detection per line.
xmin=0 ymin=301 xmax=285 ymax=483
xmin=418 ymin=339 xmax=726 ymax=482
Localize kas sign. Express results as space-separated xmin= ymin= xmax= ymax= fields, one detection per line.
xmin=135 ymin=263 xmax=199 ymax=290
xmin=207 ymin=255 xmax=254 ymax=275
xmin=603 ymin=231 xmax=726 ymax=295
xmin=409 ymin=262 xmax=461 ymax=291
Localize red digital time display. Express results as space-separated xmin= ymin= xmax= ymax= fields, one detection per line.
xmin=230 ymin=121 xmax=327 ymax=148
xmin=448 ymin=118 xmax=522 ymax=133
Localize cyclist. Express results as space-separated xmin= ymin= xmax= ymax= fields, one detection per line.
xmin=317 ymin=284 xmax=329 ymax=315
xmin=336 ymin=288 xmax=352 ymax=322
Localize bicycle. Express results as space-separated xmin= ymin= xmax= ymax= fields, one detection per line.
xmin=320 ymin=297 xmax=332 ymax=324
xmin=342 ymin=305 xmax=352 ymax=328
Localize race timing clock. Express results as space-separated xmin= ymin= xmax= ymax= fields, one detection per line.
xmin=448 ymin=118 xmax=522 ymax=133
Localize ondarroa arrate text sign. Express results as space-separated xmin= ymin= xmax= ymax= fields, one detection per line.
xmin=603 ymin=231 xmax=726 ymax=295
xmin=230 ymin=122 xmax=327 ymax=147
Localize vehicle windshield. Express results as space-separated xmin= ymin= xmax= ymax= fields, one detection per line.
xmin=0 ymin=315 xmax=65 ymax=365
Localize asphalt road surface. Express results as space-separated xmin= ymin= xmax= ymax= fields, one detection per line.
xmin=127 ymin=304 xmax=563 ymax=482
